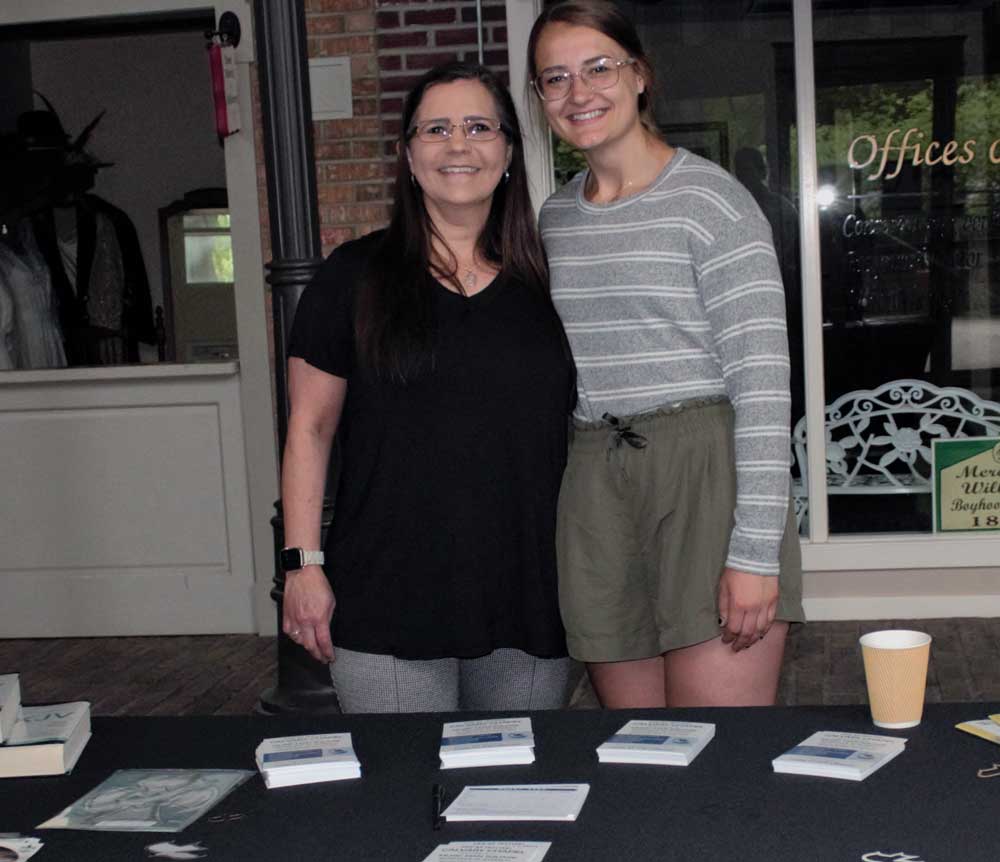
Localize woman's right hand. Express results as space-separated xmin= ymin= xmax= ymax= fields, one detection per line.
xmin=283 ymin=565 xmax=336 ymax=663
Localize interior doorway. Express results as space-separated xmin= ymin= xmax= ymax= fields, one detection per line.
xmin=1 ymin=11 xmax=231 ymax=369
xmin=0 ymin=0 xmax=278 ymax=637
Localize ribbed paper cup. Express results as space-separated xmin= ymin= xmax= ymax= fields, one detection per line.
xmin=859 ymin=630 xmax=932 ymax=729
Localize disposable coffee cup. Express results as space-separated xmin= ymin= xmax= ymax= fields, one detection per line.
xmin=859 ymin=629 xmax=932 ymax=729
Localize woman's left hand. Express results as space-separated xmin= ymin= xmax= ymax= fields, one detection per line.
xmin=717 ymin=568 xmax=779 ymax=652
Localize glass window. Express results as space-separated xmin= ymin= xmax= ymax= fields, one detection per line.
xmin=179 ymin=208 xmax=234 ymax=285
xmin=553 ymin=135 xmax=588 ymax=188
xmin=812 ymin=1 xmax=1000 ymax=535
xmin=182 ymin=213 xmax=230 ymax=230
xmin=161 ymin=202 xmax=238 ymax=363
xmin=183 ymin=234 xmax=234 ymax=284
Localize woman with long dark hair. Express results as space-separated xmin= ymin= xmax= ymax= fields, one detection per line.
xmin=280 ymin=62 xmax=576 ymax=712
xmin=528 ymin=0 xmax=804 ymax=708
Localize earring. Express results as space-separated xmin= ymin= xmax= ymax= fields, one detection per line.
xmin=504 ymin=170 xmax=510 ymax=182
xmin=410 ymin=174 xmax=417 ymax=187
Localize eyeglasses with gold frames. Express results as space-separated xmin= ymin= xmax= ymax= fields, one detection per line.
xmin=407 ymin=116 xmax=505 ymax=143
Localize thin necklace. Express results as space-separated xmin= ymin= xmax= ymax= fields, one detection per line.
xmin=586 ymin=171 xmax=639 ymax=202
xmin=586 ymin=144 xmax=675 ymax=202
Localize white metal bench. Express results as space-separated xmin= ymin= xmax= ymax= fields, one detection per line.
xmin=791 ymin=379 xmax=1000 ymax=531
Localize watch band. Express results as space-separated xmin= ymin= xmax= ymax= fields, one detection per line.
xmin=300 ymin=550 xmax=324 ymax=566
xmin=280 ymin=547 xmax=325 ymax=572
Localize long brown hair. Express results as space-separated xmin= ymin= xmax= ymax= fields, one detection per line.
xmin=527 ymin=0 xmax=660 ymax=136
xmin=355 ymin=62 xmax=553 ymax=383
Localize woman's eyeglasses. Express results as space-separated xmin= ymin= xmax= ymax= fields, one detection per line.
xmin=532 ymin=57 xmax=637 ymax=102
xmin=408 ymin=117 xmax=504 ymax=143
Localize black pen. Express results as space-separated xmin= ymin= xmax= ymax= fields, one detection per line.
xmin=432 ymin=783 xmax=445 ymax=830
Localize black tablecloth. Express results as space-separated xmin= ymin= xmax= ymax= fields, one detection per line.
xmin=2 ymin=703 xmax=998 ymax=861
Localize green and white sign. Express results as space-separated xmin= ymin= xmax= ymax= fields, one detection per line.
xmin=933 ymin=437 xmax=1000 ymax=532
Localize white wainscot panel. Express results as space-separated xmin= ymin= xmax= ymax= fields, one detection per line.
xmin=0 ymin=364 xmax=256 ymax=636
xmin=2 ymin=405 xmax=229 ymax=569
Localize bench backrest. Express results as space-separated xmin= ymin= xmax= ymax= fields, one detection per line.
xmin=791 ymin=379 xmax=1000 ymax=490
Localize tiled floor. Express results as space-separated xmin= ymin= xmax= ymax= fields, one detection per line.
xmin=1 ymin=618 xmax=997 ymax=715
xmin=777 ymin=617 xmax=1000 ymax=706
xmin=0 ymin=634 xmax=276 ymax=716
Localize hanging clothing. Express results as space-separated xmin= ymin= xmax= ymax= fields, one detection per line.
xmin=31 ymin=194 xmax=154 ymax=366
xmin=0 ymin=271 xmax=15 ymax=370
xmin=0 ymin=222 xmax=67 ymax=370
xmin=56 ymin=234 xmax=79 ymax=290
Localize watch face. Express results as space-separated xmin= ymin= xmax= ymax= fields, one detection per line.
xmin=280 ymin=548 xmax=303 ymax=572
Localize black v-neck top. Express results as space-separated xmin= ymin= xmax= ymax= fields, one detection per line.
xmin=289 ymin=231 xmax=573 ymax=659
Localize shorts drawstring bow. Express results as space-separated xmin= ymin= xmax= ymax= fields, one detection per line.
xmin=603 ymin=412 xmax=648 ymax=481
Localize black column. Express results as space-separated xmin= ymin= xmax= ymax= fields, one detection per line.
xmin=253 ymin=0 xmax=339 ymax=714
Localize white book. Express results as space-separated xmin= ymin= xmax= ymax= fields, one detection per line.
xmin=597 ymin=720 xmax=715 ymax=766
xmin=772 ymin=731 xmax=906 ymax=781
xmin=261 ymin=765 xmax=360 ymax=789
xmin=255 ymin=733 xmax=360 ymax=788
xmin=439 ymin=718 xmax=534 ymax=769
xmin=0 ymin=673 xmax=20 ymax=744
xmin=421 ymin=841 xmax=551 ymax=861
xmin=0 ymin=701 xmax=91 ymax=778
xmin=441 ymin=784 xmax=590 ymax=822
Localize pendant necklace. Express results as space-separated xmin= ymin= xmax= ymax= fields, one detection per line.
xmin=462 ymin=268 xmax=477 ymax=292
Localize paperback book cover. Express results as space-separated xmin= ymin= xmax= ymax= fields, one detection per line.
xmin=772 ymin=731 xmax=906 ymax=781
xmin=597 ymin=719 xmax=715 ymax=765
xmin=956 ymin=718 xmax=1000 ymax=745
xmin=440 ymin=717 xmax=535 ymax=769
xmin=255 ymin=732 xmax=361 ymax=788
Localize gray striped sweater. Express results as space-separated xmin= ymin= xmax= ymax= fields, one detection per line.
xmin=540 ymin=148 xmax=791 ymax=577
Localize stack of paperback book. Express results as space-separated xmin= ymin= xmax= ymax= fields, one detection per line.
xmin=0 ymin=683 xmax=91 ymax=779
xmin=439 ymin=718 xmax=535 ymax=769
xmin=956 ymin=713 xmax=1000 ymax=744
xmin=772 ymin=730 xmax=906 ymax=781
xmin=255 ymin=732 xmax=361 ymax=788
xmin=596 ymin=719 xmax=715 ymax=766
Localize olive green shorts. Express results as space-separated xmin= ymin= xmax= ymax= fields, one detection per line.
xmin=556 ymin=400 xmax=805 ymax=663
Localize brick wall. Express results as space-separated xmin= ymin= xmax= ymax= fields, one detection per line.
xmin=255 ymin=1 xmax=511 ymax=413
xmin=304 ymin=0 xmax=511 ymax=256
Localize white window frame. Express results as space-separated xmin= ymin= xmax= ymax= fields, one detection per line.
xmin=504 ymin=0 xmax=1000 ymax=575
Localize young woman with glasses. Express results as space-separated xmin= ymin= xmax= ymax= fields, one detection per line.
xmin=528 ymin=0 xmax=804 ymax=708
xmin=280 ymin=62 xmax=577 ymax=712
